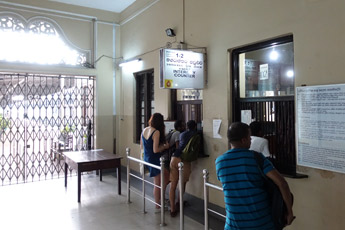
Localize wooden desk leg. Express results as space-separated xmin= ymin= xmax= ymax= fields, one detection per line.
xmin=78 ymin=167 xmax=81 ymax=203
xmin=64 ymin=163 xmax=68 ymax=187
xmin=100 ymin=169 xmax=102 ymax=181
xmin=117 ymin=166 xmax=121 ymax=195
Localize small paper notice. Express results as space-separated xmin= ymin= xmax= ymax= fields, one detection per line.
xmin=213 ymin=119 xmax=222 ymax=139
xmin=241 ymin=110 xmax=252 ymax=125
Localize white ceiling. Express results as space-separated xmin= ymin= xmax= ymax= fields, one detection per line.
xmin=49 ymin=0 xmax=137 ymax=13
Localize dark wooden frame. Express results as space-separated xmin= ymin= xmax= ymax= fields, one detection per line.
xmin=231 ymin=35 xmax=301 ymax=176
xmin=134 ymin=69 xmax=154 ymax=143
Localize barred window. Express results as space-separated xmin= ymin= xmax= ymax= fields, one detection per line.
xmin=232 ymin=35 xmax=305 ymax=177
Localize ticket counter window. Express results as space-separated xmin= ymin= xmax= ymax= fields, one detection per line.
xmin=231 ymin=35 xmax=300 ymax=176
xmin=172 ymin=89 xmax=203 ymax=131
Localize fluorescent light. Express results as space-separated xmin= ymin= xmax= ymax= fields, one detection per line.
xmin=119 ymin=58 xmax=141 ymax=67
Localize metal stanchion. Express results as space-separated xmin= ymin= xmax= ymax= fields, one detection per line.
xmin=126 ymin=148 xmax=131 ymax=204
xmin=203 ymin=169 xmax=209 ymax=230
xmin=178 ymin=162 xmax=184 ymax=230
xmin=160 ymin=157 xmax=166 ymax=226
xmin=142 ymin=166 xmax=146 ymax=213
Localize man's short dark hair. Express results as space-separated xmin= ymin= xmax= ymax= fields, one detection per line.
xmin=174 ymin=120 xmax=184 ymax=130
xmin=187 ymin=120 xmax=197 ymax=130
xmin=227 ymin=122 xmax=250 ymax=142
xmin=249 ymin=121 xmax=262 ymax=136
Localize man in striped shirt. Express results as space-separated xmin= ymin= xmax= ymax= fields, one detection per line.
xmin=215 ymin=122 xmax=294 ymax=229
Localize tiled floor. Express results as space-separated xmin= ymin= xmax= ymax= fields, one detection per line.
xmin=0 ymin=173 xmax=204 ymax=230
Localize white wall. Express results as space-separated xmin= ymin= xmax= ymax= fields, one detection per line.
xmin=118 ymin=0 xmax=345 ymax=229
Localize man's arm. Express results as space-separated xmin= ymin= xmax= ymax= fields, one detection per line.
xmin=266 ymin=169 xmax=295 ymax=225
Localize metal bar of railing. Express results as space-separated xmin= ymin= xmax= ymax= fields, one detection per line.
xmin=126 ymin=147 xmax=166 ymax=226
xmin=208 ymin=208 xmax=226 ymax=219
xmin=205 ymin=182 xmax=223 ymax=191
xmin=203 ymin=169 xmax=209 ymax=230
xmin=203 ymin=169 xmax=225 ymax=230
xmin=129 ymin=173 xmax=156 ymax=187
xmin=126 ymin=148 xmax=131 ymax=204
xmin=142 ymin=166 xmax=146 ymax=214
xmin=127 ymin=155 xmax=161 ymax=169
xmin=127 ymin=186 xmax=157 ymax=205
xmin=160 ymin=157 xmax=165 ymax=226
xmin=178 ymin=162 xmax=184 ymax=230
xmin=129 ymin=174 xmax=164 ymax=206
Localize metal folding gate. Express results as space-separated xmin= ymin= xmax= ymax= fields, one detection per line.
xmin=0 ymin=72 xmax=95 ymax=185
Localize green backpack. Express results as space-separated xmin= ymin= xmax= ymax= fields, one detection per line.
xmin=181 ymin=134 xmax=201 ymax=162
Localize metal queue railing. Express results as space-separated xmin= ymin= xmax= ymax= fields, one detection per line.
xmin=178 ymin=162 xmax=185 ymax=230
xmin=203 ymin=169 xmax=226 ymax=230
xmin=126 ymin=147 xmax=185 ymax=229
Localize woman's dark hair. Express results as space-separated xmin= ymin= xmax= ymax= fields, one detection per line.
xmin=148 ymin=113 xmax=166 ymax=144
xmin=227 ymin=122 xmax=250 ymax=143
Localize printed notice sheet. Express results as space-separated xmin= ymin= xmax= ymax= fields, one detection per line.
xmin=213 ymin=119 xmax=222 ymax=139
xmin=296 ymin=84 xmax=345 ymax=174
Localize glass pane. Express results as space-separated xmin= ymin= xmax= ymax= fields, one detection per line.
xmin=239 ymin=42 xmax=294 ymax=98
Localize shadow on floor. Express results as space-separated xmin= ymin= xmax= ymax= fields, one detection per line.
xmin=105 ymin=167 xmax=226 ymax=230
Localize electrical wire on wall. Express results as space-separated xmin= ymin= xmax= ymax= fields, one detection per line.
xmin=95 ymin=41 xmax=206 ymax=66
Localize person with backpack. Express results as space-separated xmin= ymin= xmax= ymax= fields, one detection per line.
xmin=162 ymin=120 xmax=186 ymax=170
xmin=169 ymin=120 xmax=197 ymax=217
xmin=215 ymin=122 xmax=295 ymax=230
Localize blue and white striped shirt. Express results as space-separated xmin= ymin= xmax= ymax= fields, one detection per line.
xmin=215 ymin=148 xmax=275 ymax=230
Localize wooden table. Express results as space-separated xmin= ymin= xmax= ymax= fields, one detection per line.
xmin=64 ymin=149 xmax=122 ymax=202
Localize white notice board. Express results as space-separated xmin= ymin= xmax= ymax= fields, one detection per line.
xmin=296 ymin=84 xmax=345 ymax=174
xmin=164 ymin=121 xmax=175 ymax=135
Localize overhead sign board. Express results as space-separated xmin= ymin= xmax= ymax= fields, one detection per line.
xmin=160 ymin=49 xmax=205 ymax=89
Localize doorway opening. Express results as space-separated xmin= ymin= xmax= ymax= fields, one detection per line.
xmin=0 ymin=72 xmax=95 ymax=185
